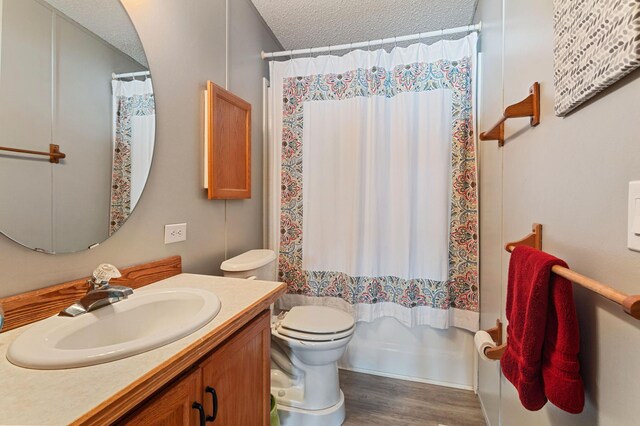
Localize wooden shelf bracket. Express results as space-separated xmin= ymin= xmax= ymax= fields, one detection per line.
xmin=505 ymin=223 xmax=543 ymax=252
xmin=480 ymin=82 xmax=540 ymax=147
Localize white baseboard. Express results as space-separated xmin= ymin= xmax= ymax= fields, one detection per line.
xmin=339 ymin=365 xmax=474 ymax=391
xmin=478 ymin=393 xmax=493 ymax=426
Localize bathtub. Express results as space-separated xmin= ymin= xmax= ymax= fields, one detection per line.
xmin=338 ymin=316 xmax=475 ymax=389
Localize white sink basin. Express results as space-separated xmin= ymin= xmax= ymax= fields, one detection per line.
xmin=7 ymin=287 xmax=221 ymax=369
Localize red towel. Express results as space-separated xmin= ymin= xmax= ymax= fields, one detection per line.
xmin=502 ymin=245 xmax=584 ymax=414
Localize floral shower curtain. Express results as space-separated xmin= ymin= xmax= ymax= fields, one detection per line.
xmin=109 ymin=78 xmax=155 ymax=235
xmin=268 ymin=34 xmax=479 ymax=331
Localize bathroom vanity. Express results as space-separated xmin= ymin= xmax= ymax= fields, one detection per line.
xmin=119 ymin=311 xmax=271 ymax=425
xmin=0 ymin=257 xmax=285 ymax=425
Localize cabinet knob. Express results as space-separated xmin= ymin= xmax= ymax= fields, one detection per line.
xmin=205 ymin=386 xmax=218 ymax=422
xmin=192 ymin=402 xmax=206 ymax=426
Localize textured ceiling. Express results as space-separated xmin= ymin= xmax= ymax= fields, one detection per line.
xmin=251 ymin=0 xmax=478 ymax=51
xmin=42 ymin=0 xmax=148 ymax=67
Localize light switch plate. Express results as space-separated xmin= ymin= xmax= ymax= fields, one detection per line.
xmin=628 ymin=181 xmax=640 ymax=252
xmin=164 ymin=223 xmax=187 ymax=244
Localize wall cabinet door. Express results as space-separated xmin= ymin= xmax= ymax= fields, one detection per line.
xmin=119 ymin=368 xmax=202 ymax=426
xmin=200 ymin=311 xmax=271 ymax=425
xmin=205 ymin=81 xmax=252 ymax=200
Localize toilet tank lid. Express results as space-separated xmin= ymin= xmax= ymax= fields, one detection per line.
xmin=221 ymin=249 xmax=276 ymax=272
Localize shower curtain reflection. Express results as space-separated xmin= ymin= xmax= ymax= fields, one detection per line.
xmin=109 ymin=78 xmax=155 ymax=235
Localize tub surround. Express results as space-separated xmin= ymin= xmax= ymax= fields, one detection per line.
xmin=339 ymin=319 xmax=475 ymax=389
xmin=0 ymin=270 xmax=285 ymax=425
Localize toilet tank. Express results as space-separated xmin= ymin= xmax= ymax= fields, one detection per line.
xmin=221 ymin=249 xmax=277 ymax=281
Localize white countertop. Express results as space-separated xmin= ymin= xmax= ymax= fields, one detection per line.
xmin=0 ymin=273 xmax=283 ymax=425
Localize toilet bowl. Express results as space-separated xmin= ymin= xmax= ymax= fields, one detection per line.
xmin=272 ymin=306 xmax=354 ymax=413
xmin=221 ymin=250 xmax=354 ymax=426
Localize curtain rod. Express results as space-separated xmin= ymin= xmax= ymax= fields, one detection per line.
xmin=261 ymin=22 xmax=481 ymax=60
xmin=112 ymin=70 xmax=150 ymax=79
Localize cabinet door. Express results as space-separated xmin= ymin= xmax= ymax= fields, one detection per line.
xmin=119 ymin=368 xmax=202 ymax=426
xmin=205 ymin=81 xmax=252 ymax=200
xmin=200 ymin=310 xmax=271 ymax=425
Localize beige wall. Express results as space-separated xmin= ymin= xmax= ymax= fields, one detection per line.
xmin=0 ymin=0 xmax=281 ymax=298
xmin=476 ymin=0 xmax=640 ymax=425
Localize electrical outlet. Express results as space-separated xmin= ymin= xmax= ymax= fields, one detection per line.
xmin=164 ymin=223 xmax=187 ymax=244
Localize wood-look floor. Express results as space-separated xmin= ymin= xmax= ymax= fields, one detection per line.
xmin=340 ymin=369 xmax=486 ymax=426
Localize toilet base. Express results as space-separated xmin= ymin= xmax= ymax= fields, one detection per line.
xmin=277 ymin=390 xmax=345 ymax=426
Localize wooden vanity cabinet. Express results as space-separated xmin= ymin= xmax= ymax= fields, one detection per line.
xmin=119 ymin=368 xmax=202 ymax=426
xmin=200 ymin=311 xmax=271 ymax=425
xmin=120 ymin=311 xmax=271 ymax=426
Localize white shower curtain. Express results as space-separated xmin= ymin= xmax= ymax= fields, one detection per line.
xmin=268 ymin=34 xmax=478 ymax=331
xmin=109 ymin=78 xmax=155 ymax=235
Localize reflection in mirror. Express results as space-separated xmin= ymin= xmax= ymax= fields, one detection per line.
xmin=0 ymin=0 xmax=155 ymax=253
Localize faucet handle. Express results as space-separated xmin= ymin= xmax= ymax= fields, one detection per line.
xmin=91 ymin=264 xmax=122 ymax=286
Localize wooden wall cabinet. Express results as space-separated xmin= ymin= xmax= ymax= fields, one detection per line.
xmin=119 ymin=311 xmax=271 ymax=426
xmin=205 ymin=81 xmax=252 ymax=200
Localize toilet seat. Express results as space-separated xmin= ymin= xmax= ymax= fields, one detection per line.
xmin=275 ymin=306 xmax=355 ymax=342
xmin=276 ymin=325 xmax=355 ymax=342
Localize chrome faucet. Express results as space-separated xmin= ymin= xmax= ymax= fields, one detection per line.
xmin=60 ymin=264 xmax=133 ymax=317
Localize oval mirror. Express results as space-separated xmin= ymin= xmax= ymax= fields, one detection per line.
xmin=0 ymin=0 xmax=155 ymax=253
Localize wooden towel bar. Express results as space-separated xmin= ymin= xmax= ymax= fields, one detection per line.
xmin=506 ymin=223 xmax=640 ymax=319
xmin=0 ymin=144 xmax=66 ymax=163
xmin=480 ymin=223 xmax=640 ymax=362
xmin=479 ymin=82 xmax=540 ymax=147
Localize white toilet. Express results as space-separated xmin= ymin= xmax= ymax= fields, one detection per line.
xmin=221 ymin=250 xmax=354 ymax=426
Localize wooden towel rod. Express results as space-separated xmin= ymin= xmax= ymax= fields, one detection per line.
xmin=479 ymin=82 xmax=540 ymax=147
xmin=506 ymin=223 xmax=640 ymax=320
xmin=0 ymin=144 xmax=66 ymax=163
xmin=481 ymin=223 xmax=640 ymax=362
